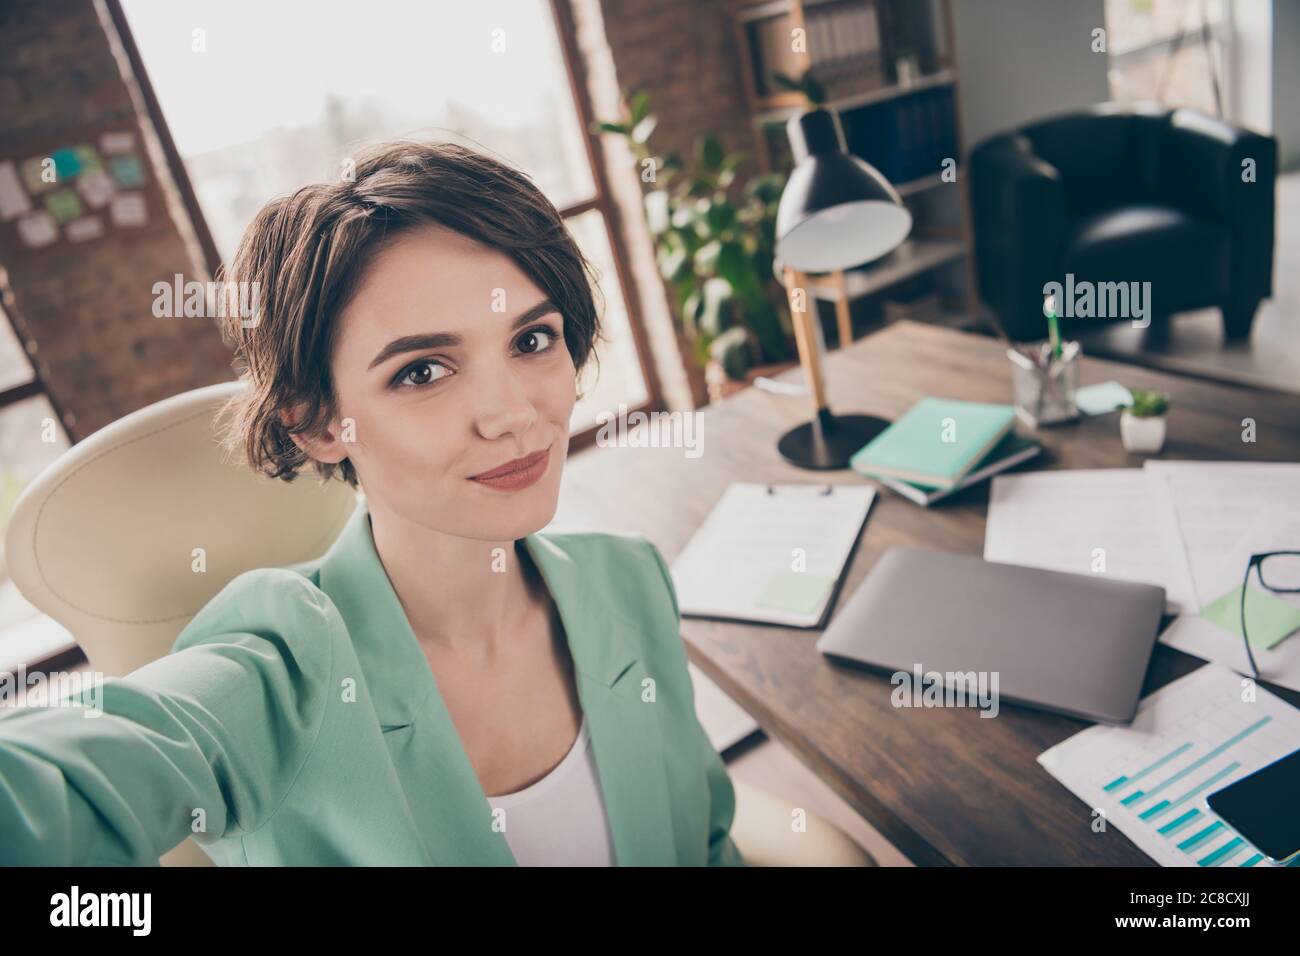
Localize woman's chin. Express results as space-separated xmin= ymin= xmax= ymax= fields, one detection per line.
xmin=457 ymin=485 xmax=560 ymax=541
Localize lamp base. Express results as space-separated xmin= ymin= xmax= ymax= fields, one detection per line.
xmin=777 ymin=407 xmax=890 ymax=470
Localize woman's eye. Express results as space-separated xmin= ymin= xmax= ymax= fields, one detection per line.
xmin=393 ymin=360 xmax=450 ymax=389
xmin=517 ymin=324 xmax=560 ymax=355
xmin=392 ymin=325 xmax=559 ymax=390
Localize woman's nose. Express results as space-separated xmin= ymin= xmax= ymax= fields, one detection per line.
xmin=473 ymin=360 xmax=539 ymax=441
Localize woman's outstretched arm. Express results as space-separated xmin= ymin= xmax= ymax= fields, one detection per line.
xmin=0 ymin=569 xmax=335 ymax=866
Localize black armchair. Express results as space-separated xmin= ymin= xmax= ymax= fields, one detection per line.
xmin=969 ymin=103 xmax=1276 ymax=342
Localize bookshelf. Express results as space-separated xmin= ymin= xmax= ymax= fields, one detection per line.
xmin=753 ymin=67 xmax=957 ymax=125
xmin=731 ymin=0 xmax=974 ymax=340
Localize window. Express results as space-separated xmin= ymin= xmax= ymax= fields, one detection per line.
xmin=1105 ymin=0 xmax=1230 ymax=116
xmin=0 ymin=300 xmax=72 ymax=665
xmin=0 ymin=300 xmax=34 ymax=395
xmin=0 ymin=300 xmax=71 ymax=542
xmin=115 ymin=0 xmax=652 ymax=436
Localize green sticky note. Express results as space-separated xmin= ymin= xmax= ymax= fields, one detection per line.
xmin=1075 ymin=381 xmax=1133 ymax=415
xmin=755 ymin=572 xmax=834 ymax=615
xmin=109 ymin=154 xmax=145 ymax=188
xmin=44 ymin=189 xmax=83 ymax=223
xmin=1200 ymin=585 xmax=1300 ymax=650
xmin=74 ymin=143 xmax=103 ymax=173
xmin=50 ymin=147 xmax=82 ymax=179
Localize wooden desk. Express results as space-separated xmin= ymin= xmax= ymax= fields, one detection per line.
xmin=551 ymin=320 xmax=1300 ymax=866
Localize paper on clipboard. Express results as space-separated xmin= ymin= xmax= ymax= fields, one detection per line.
xmin=669 ymin=482 xmax=875 ymax=628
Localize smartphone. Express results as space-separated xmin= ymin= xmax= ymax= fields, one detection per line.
xmin=1205 ymin=747 xmax=1300 ymax=864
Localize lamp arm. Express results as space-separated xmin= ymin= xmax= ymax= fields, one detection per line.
xmin=783 ymin=266 xmax=830 ymax=414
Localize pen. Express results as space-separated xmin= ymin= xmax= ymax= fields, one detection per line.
xmin=1044 ymin=292 xmax=1062 ymax=361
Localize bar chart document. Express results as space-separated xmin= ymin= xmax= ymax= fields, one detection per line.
xmin=1038 ymin=663 xmax=1300 ymax=867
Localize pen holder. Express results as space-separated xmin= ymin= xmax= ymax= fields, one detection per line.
xmin=1007 ymin=340 xmax=1080 ymax=428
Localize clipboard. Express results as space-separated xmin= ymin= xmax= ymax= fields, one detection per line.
xmin=669 ymin=482 xmax=876 ymax=628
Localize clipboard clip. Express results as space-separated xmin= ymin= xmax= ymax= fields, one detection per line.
xmin=767 ymin=484 xmax=834 ymax=495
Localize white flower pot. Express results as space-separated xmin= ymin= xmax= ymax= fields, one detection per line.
xmin=1120 ymin=411 xmax=1167 ymax=453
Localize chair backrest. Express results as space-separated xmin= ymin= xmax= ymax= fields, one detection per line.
xmin=3 ymin=381 xmax=358 ymax=678
xmin=980 ymin=101 xmax=1172 ymax=221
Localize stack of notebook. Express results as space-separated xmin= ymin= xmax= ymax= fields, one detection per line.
xmin=849 ymin=398 xmax=1042 ymax=506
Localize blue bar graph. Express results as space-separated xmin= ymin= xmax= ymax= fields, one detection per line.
xmin=1104 ymin=742 xmax=1193 ymax=793
xmin=1199 ymin=836 xmax=1246 ymax=867
xmin=1124 ymin=717 xmax=1271 ymax=807
xmin=1158 ymin=808 xmax=1202 ymax=836
xmin=1139 ymin=799 xmax=1170 ymax=820
xmin=1161 ymin=761 xmax=1241 ymax=815
xmin=1140 ymin=762 xmax=1240 ymax=822
xmin=1179 ymin=821 xmax=1225 ymax=852
xmin=1042 ymin=666 xmax=1297 ymax=869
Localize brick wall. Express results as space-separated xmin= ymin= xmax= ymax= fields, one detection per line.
xmin=0 ymin=0 xmax=232 ymax=442
xmin=595 ymin=0 xmax=756 ymax=169
xmin=570 ymin=0 xmax=760 ymax=410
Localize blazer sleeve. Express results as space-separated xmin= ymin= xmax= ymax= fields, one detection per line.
xmin=0 ymin=568 xmax=336 ymax=866
xmin=641 ymin=538 xmax=748 ymax=867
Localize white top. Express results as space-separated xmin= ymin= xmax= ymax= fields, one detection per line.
xmin=485 ymin=715 xmax=617 ymax=866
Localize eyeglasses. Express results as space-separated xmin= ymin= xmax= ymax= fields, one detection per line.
xmin=1239 ymin=551 xmax=1300 ymax=679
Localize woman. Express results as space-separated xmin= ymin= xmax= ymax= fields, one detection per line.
xmin=0 ymin=140 xmax=744 ymax=867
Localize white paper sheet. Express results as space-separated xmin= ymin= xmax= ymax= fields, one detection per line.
xmin=1156 ymin=506 xmax=1300 ymax=692
xmin=984 ymin=469 xmax=1196 ymax=614
xmin=1038 ymin=662 xmax=1300 ymax=867
xmin=1144 ymin=461 xmax=1300 ymax=611
xmin=1207 ymin=505 xmax=1300 ymax=612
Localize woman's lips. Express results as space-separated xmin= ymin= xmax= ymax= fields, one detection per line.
xmin=469 ymin=445 xmax=551 ymax=491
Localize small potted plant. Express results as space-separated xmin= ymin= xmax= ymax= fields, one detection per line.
xmin=1120 ymin=388 xmax=1170 ymax=453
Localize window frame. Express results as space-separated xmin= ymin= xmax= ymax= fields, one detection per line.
xmin=0 ymin=296 xmax=73 ymax=442
xmin=1105 ymin=0 xmax=1234 ymax=114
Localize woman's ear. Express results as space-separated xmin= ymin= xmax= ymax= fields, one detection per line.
xmin=280 ymin=403 xmax=350 ymax=465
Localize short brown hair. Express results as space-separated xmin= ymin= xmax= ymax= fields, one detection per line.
xmin=216 ymin=139 xmax=604 ymax=488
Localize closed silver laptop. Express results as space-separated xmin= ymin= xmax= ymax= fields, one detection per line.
xmin=816 ymin=547 xmax=1167 ymax=724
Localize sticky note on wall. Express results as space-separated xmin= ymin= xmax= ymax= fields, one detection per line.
xmin=109 ymin=154 xmax=146 ymax=188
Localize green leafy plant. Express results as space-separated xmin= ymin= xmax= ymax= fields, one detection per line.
xmin=592 ymin=90 xmax=795 ymax=376
xmin=1124 ymin=388 xmax=1170 ymax=417
xmin=708 ymin=325 xmax=751 ymax=381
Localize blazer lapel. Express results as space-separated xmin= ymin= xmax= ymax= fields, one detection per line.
xmin=523 ymin=534 xmax=680 ymax=867
xmin=313 ymin=497 xmax=678 ymax=866
xmin=314 ymin=499 xmax=514 ymax=866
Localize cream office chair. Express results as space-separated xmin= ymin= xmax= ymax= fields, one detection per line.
xmin=3 ymin=381 xmax=356 ymax=866
xmin=3 ymin=381 xmax=872 ymax=867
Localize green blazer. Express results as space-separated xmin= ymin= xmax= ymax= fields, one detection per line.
xmin=0 ymin=498 xmax=745 ymax=866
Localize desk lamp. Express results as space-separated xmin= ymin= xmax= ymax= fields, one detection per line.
xmin=773 ymin=107 xmax=912 ymax=469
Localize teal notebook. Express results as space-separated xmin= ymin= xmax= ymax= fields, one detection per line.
xmin=858 ymin=432 xmax=1042 ymax=506
xmin=849 ymin=398 xmax=1016 ymax=489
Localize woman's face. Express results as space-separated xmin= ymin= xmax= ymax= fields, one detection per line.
xmin=306 ymin=223 xmax=577 ymax=541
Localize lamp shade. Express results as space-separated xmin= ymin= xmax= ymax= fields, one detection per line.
xmin=774 ymin=109 xmax=912 ymax=272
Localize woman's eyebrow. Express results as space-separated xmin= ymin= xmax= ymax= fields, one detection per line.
xmin=367 ymin=299 xmax=559 ymax=371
